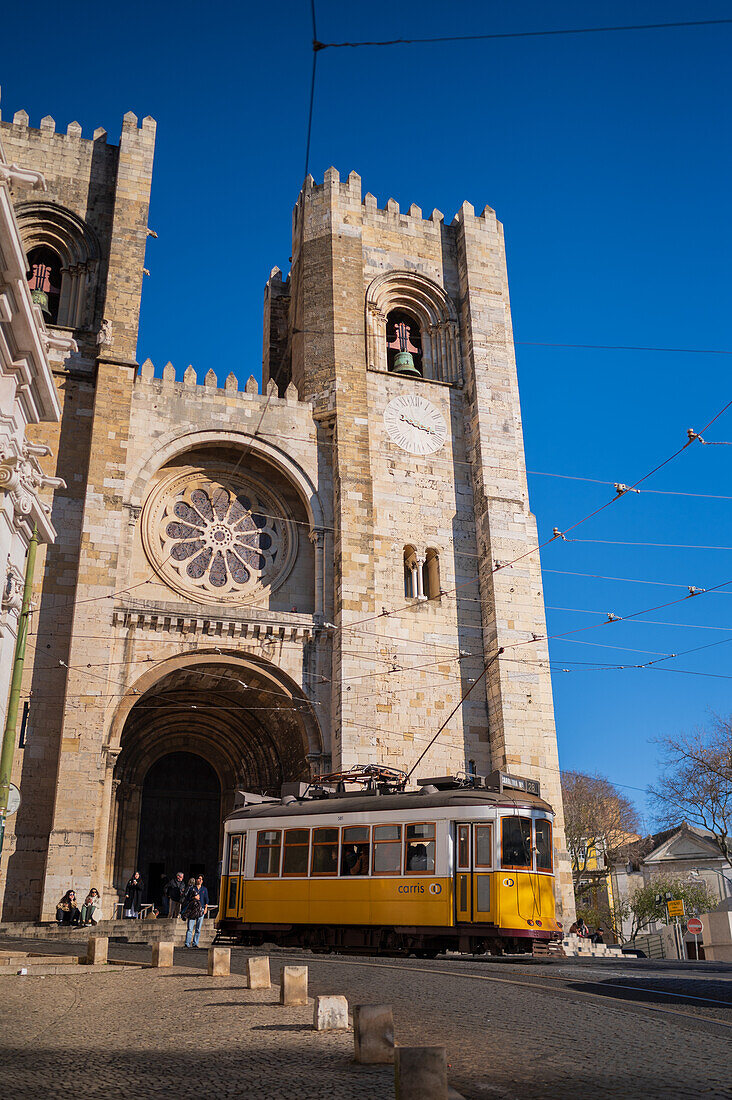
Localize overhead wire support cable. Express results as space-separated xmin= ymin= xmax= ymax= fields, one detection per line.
xmin=304 ymin=0 xmax=319 ymax=180
xmin=314 ymin=19 xmax=732 ymax=50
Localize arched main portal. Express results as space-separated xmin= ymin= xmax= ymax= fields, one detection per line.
xmin=138 ymin=752 xmax=221 ymax=907
xmin=107 ymin=655 xmax=323 ymax=903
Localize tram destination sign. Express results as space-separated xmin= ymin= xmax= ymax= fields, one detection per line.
xmin=490 ymin=771 xmax=541 ymax=798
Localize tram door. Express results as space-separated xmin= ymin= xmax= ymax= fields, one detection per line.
xmin=455 ymin=824 xmax=472 ymax=921
xmin=455 ymin=823 xmax=494 ymax=923
xmin=224 ymin=833 xmax=245 ymax=918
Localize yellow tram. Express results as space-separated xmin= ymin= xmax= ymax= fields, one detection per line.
xmin=217 ymin=769 xmax=561 ymax=955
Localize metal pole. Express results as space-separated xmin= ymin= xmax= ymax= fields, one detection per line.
xmin=0 ymin=525 xmax=38 ymax=859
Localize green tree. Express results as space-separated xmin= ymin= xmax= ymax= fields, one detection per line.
xmin=576 ymin=893 xmax=631 ymax=943
xmin=629 ymin=874 xmax=717 ymax=941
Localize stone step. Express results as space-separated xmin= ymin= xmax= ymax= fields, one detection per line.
xmin=0 ymin=917 xmax=216 ymax=946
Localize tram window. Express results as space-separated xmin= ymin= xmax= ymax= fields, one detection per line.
xmin=227 ymin=878 xmax=238 ymax=911
xmin=501 ymin=817 xmax=532 ymax=869
xmin=311 ymin=827 xmax=339 ymax=875
xmin=475 ymin=824 xmax=493 ymax=868
xmin=373 ymin=824 xmax=402 ymax=875
xmin=476 ymin=875 xmax=491 ymax=912
xmin=535 ymin=819 xmax=552 ymax=871
xmin=457 ymin=824 xmax=469 ymax=869
xmin=341 ymin=825 xmax=371 ymax=876
xmin=229 ymin=834 xmax=243 ymax=875
xmin=405 ymin=823 xmax=435 ymax=874
xmin=282 ymin=829 xmax=310 ymax=876
xmin=254 ymin=830 xmax=282 ymax=876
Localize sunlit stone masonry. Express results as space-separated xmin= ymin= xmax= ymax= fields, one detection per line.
xmin=0 ymin=105 xmax=574 ymax=923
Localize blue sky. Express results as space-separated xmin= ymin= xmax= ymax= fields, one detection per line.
xmin=3 ymin=1 xmax=730 ymax=821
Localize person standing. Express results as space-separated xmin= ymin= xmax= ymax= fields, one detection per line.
xmin=184 ymin=874 xmax=209 ymax=948
xmin=166 ymin=871 xmax=185 ymax=918
xmin=123 ymin=871 xmax=143 ymax=918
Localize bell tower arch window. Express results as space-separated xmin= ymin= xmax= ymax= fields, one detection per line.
xmin=15 ymin=201 xmax=100 ymax=331
xmin=386 ymin=311 xmax=423 ymax=376
xmin=27 ymin=246 xmax=62 ymax=324
xmin=366 ymin=271 xmax=461 ymax=384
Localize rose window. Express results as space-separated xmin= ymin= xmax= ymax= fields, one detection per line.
xmin=142 ymin=468 xmax=295 ymax=604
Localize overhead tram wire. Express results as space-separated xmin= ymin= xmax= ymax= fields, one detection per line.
xmin=314 ymin=18 xmax=732 ymax=51
xmin=334 ymin=398 xmax=732 ymax=639
xmin=19 ymin=582 xmax=732 ymax=705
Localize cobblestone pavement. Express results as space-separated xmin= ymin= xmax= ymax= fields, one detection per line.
xmin=0 ymin=938 xmax=730 ymax=1099
xmin=0 ymin=961 xmax=393 ymax=1100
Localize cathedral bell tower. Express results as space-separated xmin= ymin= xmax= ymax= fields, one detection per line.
xmin=264 ymin=168 xmax=574 ymax=919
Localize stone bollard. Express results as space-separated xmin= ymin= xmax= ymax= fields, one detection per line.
xmin=313 ymin=994 xmax=349 ymax=1031
xmin=394 ymin=1046 xmax=448 ymax=1100
xmin=208 ymin=946 xmax=230 ymax=976
xmin=86 ymin=936 xmax=108 ymax=966
xmin=151 ymin=941 xmax=174 ymax=968
xmin=280 ymin=964 xmax=308 ymax=1005
xmin=353 ymin=1004 xmax=394 ymax=1064
xmin=247 ymin=955 xmax=271 ymax=989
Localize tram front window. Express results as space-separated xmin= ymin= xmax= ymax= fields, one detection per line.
xmin=341 ymin=826 xmax=370 ymax=875
xmin=501 ymin=817 xmax=532 ymax=869
xmin=535 ymin=819 xmax=552 ymax=871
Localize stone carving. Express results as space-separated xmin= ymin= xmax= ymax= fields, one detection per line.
xmin=96 ymin=319 xmax=112 ymax=347
xmin=2 ymin=565 xmax=25 ymax=613
xmin=0 ymin=441 xmax=65 ymax=528
xmin=141 ymin=466 xmax=297 ymax=605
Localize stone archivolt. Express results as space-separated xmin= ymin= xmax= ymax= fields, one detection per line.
xmin=141 ymin=466 xmax=297 ymax=605
xmin=365 ymin=269 xmax=461 ymax=384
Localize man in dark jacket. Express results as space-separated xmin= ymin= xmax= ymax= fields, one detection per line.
xmin=166 ymin=871 xmax=185 ymax=918
xmin=184 ymin=875 xmax=209 ymax=948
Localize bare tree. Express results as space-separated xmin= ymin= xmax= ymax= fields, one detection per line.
xmin=561 ymin=770 xmax=641 ymax=876
xmin=648 ymin=714 xmax=732 ymax=867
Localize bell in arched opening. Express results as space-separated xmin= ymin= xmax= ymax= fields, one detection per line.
xmin=386 ymin=310 xmax=423 ymax=377
xmin=27 ymin=246 xmax=62 ymax=324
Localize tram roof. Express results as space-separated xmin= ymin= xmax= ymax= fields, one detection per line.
xmin=226 ymin=787 xmax=553 ymax=823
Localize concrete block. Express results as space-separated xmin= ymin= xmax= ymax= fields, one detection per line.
xmin=280 ymin=964 xmax=308 ymax=1005
xmin=353 ymin=1003 xmax=394 ymax=1064
xmin=395 ymin=1046 xmax=448 ymax=1100
xmin=86 ymin=936 xmax=108 ymax=965
xmin=207 ymin=946 xmax=230 ymax=976
xmin=151 ymin=941 xmax=174 ymax=968
xmin=247 ymin=955 xmax=270 ymax=989
xmin=313 ymin=994 xmax=349 ymax=1030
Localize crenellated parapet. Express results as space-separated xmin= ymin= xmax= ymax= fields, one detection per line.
xmin=135 ymin=359 xmax=305 ymax=406
xmin=3 ymin=106 xmax=156 ymax=148
xmin=294 ymin=166 xmax=499 ymax=238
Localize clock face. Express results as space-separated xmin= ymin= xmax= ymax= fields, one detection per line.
xmin=383 ymin=394 xmax=448 ymax=455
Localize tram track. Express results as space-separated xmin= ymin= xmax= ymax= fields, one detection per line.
xmin=263 ymin=949 xmax=732 ymax=1033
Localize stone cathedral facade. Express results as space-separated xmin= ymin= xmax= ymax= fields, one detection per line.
xmin=0 ymin=106 xmax=574 ymax=922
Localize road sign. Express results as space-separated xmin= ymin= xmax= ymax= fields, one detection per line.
xmin=667 ymin=899 xmax=685 ymax=918
xmin=687 ymin=916 xmax=703 ymax=935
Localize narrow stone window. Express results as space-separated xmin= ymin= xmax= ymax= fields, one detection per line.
xmin=386 ymin=310 xmax=423 ymax=376
xmin=403 ymin=545 xmax=419 ymax=598
xmin=27 ymin=246 xmax=62 ymax=323
xmin=424 ymin=548 xmax=440 ymax=599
